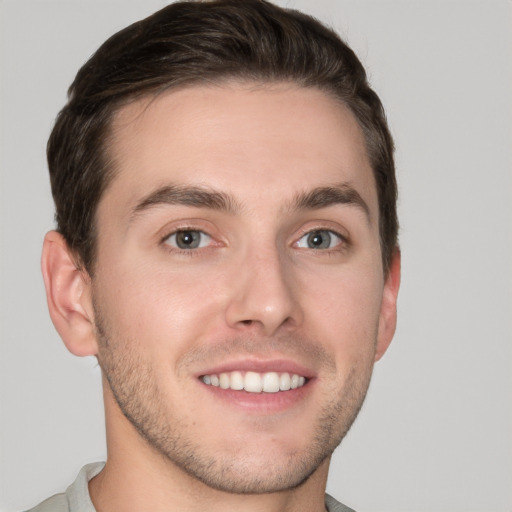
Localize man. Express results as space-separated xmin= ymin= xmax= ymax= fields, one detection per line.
xmin=31 ymin=0 xmax=400 ymax=510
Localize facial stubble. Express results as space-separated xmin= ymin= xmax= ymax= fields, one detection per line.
xmin=93 ymin=302 xmax=376 ymax=495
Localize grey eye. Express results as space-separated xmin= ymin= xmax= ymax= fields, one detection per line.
xmin=296 ymin=230 xmax=342 ymax=249
xmin=165 ymin=230 xmax=212 ymax=249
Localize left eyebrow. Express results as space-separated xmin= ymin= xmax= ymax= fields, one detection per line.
xmin=289 ymin=183 xmax=371 ymax=222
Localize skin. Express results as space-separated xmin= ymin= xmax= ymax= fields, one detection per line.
xmin=42 ymin=82 xmax=400 ymax=512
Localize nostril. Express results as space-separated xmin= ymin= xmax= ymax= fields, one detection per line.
xmin=241 ymin=320 xmax=253 ymax=326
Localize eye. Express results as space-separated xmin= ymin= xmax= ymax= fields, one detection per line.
xmin=164 ymin=229 xmax=212 ymax=250
xmin=296 ymin=229 xmax=343 ymax=250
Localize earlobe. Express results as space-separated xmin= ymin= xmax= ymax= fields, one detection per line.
xmin=375 ymin=249 xmax=401 ymax=361
xmin=41 ymin=231 xmax=98 ymax=357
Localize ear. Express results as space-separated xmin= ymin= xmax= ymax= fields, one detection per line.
xmin=41 ymin=231 xmax=98 ymax=357
xmin=375 ymin=249 xmax=401 ymax=361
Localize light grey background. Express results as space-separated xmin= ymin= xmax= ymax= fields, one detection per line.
xmin=1 ymin=1 xmax=511 ymax=511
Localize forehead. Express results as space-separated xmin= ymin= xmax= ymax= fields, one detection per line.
xmin=102 ymin=82 xmax=377 ymax=218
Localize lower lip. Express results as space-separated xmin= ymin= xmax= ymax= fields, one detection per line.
xmin=199 ymin=379 xmax=314 ymax=413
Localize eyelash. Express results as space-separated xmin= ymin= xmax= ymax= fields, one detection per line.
xmin=160 ymin=227 xmax=349 ymax=256
xmin=294 ymin=228 xmax=349 ymax=254
xmin=161 ymin=227 xmax=215 ymax=256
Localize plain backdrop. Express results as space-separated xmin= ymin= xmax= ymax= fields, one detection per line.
xmin=1 ymin=1 xmax=511 ymax=511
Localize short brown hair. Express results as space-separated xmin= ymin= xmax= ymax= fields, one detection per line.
xmin=47 ymin=0 xmax=398 ymax=275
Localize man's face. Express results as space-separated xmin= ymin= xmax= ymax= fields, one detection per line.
xmin=89 ymin=83 xmax=398 ymax=493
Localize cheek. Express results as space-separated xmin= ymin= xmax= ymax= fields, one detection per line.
xmin=300 ymin=266 xmax=383 ymax=358
xmin=95 ymin=259 xmax=229 ymax=350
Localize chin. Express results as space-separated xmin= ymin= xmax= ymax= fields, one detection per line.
xmin=165 ymin=444 xmax=332 ymax=495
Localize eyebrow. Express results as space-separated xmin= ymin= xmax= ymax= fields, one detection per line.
xmin=290 ymin=183 xmax=371 ymax=222
xmin=131 ymin=184 xmax=241 ymax=220
xmin=130 ymin=182 xmax=370 ymax=222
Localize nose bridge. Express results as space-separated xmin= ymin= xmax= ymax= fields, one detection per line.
xmin=225 ymin=240 xmax=302 ymax=335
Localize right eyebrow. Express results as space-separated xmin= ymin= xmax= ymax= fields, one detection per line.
xmin=129 ymin=184 xmax=241 ymax=222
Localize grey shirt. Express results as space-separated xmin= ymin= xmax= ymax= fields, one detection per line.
xmin=26 ymin=463 xmax=356 ymax=512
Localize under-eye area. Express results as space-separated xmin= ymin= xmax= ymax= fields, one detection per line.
xmin=201 ymin=371 xmax=308 ymax=393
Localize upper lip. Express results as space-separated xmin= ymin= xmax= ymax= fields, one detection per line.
xmin=196 ymin=358 xmax=316 ymax=379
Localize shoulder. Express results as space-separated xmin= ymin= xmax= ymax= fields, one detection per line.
xmin=22 ymin=462 xmax=104 ymax=512
xmin=23 ymin=492 xmax=69 ymax=512
xmin=325 ymin=493 xmax=357 ymax=512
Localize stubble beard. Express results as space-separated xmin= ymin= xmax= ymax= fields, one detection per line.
xmin=94 ymin=306 xmax=375 ymax=495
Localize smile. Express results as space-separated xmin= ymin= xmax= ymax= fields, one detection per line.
xmin=201 ymin=371 xmax=307 ymax=393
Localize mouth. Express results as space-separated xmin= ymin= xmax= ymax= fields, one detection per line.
xmin=200 ymin=371 xmax=307 ymax=393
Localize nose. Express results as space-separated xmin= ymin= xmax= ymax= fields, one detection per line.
xmin=224 ymin=247 xmax=303 ymax=336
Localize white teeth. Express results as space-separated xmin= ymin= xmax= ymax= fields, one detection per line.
xmin=262 ymin=372 xmax=280 ymax=393
xmin=279 ymin=373 xmax=291 ymax=391
xmin=230 ymin=371 xmax=244 ymax=390
xmin=201 ymin=371 xmax=307 ymax=393
xmin=219 ymin=373 xmax=230 ymax=389
xmin=244 ymin=371 xmax=263 ymax=392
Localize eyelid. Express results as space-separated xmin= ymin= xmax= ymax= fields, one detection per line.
xmin=158 ymin=218 xmax=216 ymax=241
xmin=293 ymin=221 xmax=348 ymax=241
